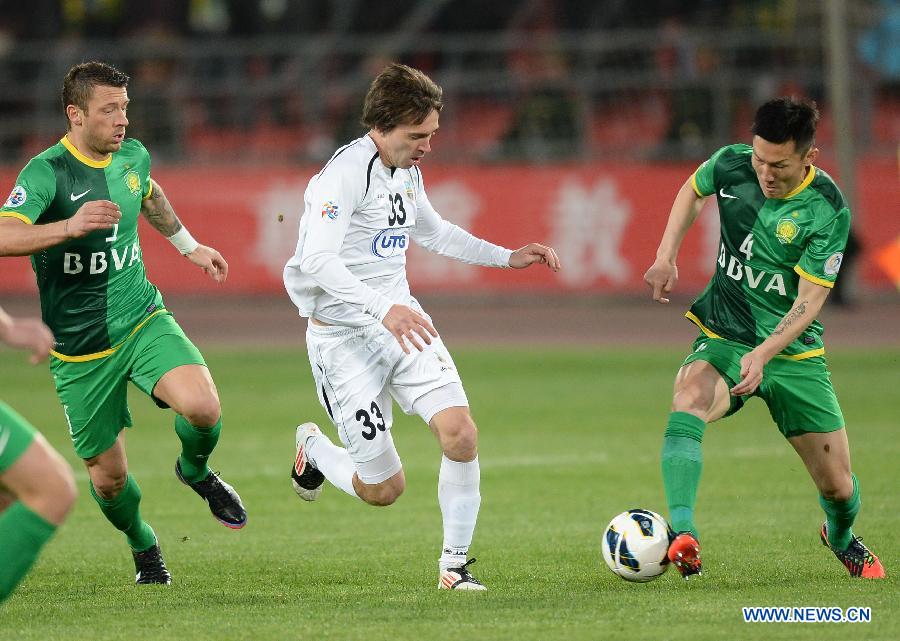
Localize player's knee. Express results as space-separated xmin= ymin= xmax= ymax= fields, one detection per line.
xmin=92 ymin=471 xmax=127 ymax=500
xmin=819 ymin=474 xmax=854 ymax=502
xmin=48 ymin=465 xmax=77 ymax=521
xmin=181 ymin=396 xmax=221 ymax=428
xmin=357 ymin=476 xmax=405 ymax=506
xmin=27 ymin=452 xmax=77 ymax=524
xmin=55 ymin=460 xmax=78 ymax=513
xmin=438 ymin=416 xmax=478 ymax=460
xmin=671 ymin=386 xmax=714 ymax=417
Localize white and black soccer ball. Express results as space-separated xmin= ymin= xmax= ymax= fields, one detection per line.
xmin=601 ymin=509 xmax=673 ymax=582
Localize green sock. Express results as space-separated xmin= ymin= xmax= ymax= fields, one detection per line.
xmin=819 ymin=473 xmax=860 ymax=551
xmin=0 ymin=501 xmax=57 ymax=603
xmin=90 ymin=474 xmax=157 ymax=552
xmin=661 ymin=411 xmax=706 ymax=537
xmin=175 ymin=415 xmax=221 ymax=483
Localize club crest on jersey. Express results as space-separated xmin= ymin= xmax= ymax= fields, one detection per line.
xmin=404 ymin=180 xmax=414 ymax=200
xmin=4 ymin=185 xmax=26 ymax=208
xmin=371 ymin=229 xmax=408 ymax=258
xmin=124 ymin=170 xmax=141 ymax=196
xmin=775 ymin=217 xmax=799 ymax=244
xmin=823 ymin=252 xmax=843 ymax=276
xmin=321 ymin=201 xmax=339 ymax=220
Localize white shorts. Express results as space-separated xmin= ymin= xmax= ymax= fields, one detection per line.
xmin=305 ymin=313 xmax=468 ymax=482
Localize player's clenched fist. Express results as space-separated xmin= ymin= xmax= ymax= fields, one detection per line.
xmin=65 ymin=200 xmax=121 ymax=238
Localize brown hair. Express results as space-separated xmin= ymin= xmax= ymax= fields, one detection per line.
xmin=361 ymin=63 xmax=443 ymax=133
xmin=62 ymin=61 xmax=129 ymax=128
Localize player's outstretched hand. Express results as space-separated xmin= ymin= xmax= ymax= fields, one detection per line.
xmin=0 ymin=313 xmax=55 ymax=364
xmin=643 ymin=259 xmax=678 ymax=304
xmin=382 ymin=304 xmax=438 ymax=354
xmin=66 ymin=200 xmax=121 ymax=238
xmin=509 ymin=243 xmax=561 ymax=272
xmin=730 ymin=349 xmax=767 ymax=397
xmin=187 ymin=245 xmax=229 ymax=283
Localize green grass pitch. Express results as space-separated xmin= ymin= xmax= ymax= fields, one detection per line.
xmin=1 ymin=346 xmax=896 ymax=640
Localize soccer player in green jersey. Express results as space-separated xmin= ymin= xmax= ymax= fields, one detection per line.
xmin=0 ymin=61 xmax=246 ymax=584
xmin=644 ymin=97 xmax=885 ymax=580
xmin=0 ymin=306 xmax=76 ymax=604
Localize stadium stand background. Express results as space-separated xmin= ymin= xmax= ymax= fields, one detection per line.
xmin=1 ymin=0 xmax=898 ymax=309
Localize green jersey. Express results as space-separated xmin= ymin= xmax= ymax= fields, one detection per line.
xmin=687 ymin=144 xmax=850 ymax=359
xmin=0 ymin=136 xmax=163 ymax=360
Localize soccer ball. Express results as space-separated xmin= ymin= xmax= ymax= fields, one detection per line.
xmin=601 ymin=509 xmax=673 ymax=582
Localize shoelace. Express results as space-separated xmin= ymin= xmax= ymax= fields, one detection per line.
xmin=135 ymin=550 xmax=169 ymax=578
xmin=453 ymin=558 xmax=483 ymax=583
xmin=197 ymin=472 xmax=234 ymax=507
xmin=844 ymin=538 xmax=876 ymax=566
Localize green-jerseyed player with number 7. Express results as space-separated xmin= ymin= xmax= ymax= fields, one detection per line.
xmin=0 ymin=61 xmax=246 ymax=585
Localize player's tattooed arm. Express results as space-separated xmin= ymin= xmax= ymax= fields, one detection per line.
xmin=771 ymin=300 xmax=808 ymax=336
xmin=731 ymin=281 xmax=829 ymax=396
xmin=140 ymin=179 xmax=183 ymax=236
xmin=140 ymin=178 xmax=229 ymax=281
xmin=763 ymin=279 xmax=829 ymax=352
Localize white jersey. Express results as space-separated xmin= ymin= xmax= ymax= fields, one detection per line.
xmin=284 ymin=135 xmax=513 ymax=326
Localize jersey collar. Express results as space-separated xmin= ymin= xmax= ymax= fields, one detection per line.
xmin=61 ymin=135 xmax=112 ymax=169
xmin=783 ymin=165 xmax=816 ymax=199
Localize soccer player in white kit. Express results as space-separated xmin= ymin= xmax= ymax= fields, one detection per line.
xmin=284 ymin=63 xmax=561 ymax=590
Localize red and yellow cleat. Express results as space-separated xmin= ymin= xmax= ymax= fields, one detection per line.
xmin=820 ymin=523 xmax=885 ymax=579
xmin=667 ymin=532 xmax=702 ymax=579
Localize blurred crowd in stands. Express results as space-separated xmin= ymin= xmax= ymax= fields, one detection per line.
xmin=0 ymin=0 xmax=897 ymax=164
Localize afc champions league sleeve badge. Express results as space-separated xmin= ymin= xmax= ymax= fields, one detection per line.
xmin=823 ymin=252 xmax=843 ymax=276
xmin=4 ymin=185 xmax=26 ymax=208
xmin=321 ymin=201 xmax=340 ymax=220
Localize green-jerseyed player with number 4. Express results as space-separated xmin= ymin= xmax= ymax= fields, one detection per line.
xmin=0 ymin=61 xmax=246 ymax=585
xmin=644 ymin=97 xmax=884 ymax=580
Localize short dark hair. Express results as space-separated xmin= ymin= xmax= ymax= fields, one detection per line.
xmin=361 ymin=63 xmax=443 ymax=133
xmin=751 ymin=97 xmax=819 ymax=154
xmin=62 ymin=61 xmax=129 ymax=126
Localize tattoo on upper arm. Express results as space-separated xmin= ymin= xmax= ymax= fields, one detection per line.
xmin=771 ymin=300 xmax=808 ymax=336
xmin=140 ymin=180 xmax=182 ymax=236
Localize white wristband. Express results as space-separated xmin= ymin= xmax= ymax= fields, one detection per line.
xmin=166 ymin=227 xmax=199 ymax=255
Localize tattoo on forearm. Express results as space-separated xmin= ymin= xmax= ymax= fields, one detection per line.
xmin=772 ymin=300 xmax=808 ymax=336
xmin=141 ymin=182 xmax=182 ymax=236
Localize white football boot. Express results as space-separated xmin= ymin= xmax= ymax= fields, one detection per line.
xmin=438 ymin=558 xmax=487 ymax=591
xmin=291 ymin=422 xmax=325 ymax=501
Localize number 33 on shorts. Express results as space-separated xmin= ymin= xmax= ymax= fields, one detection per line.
xmin=356 ymin=401 xmax=386 ymax=440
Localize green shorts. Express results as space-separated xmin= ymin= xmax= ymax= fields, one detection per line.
xmin=49 ymin=311 xmax=206 ymax=459
xmin=682 ymin=334 xmax=844 ymax=438
xmin=0 ymin=401 xmax=38 ymax=473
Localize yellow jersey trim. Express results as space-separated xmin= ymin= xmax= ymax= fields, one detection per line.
xmin=61 ymin=135 xmax=112 ymax=169
xmin=690 ymin=172 xmax=705 ymax=198
xmin=685 ymin=311 xmax=723 ymax=339
xmin=142 ymin=179 xmax=154 ymax=201
xmin=794 ymin=265 xmax=834 ymax=288
xmin=784 ymin=166 xmax=816 ymax=199
xmin=50 ymin=309 xmax=166 ymax=362
xmin=775 ymin=347 xmax=826 ymax=361
xmin=0 ymin=212 xmax=32 ymax=224
xmin=686 ymin=310 xmax=825 ymax=360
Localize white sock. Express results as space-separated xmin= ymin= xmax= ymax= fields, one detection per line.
xmin=307 ymin=432 xmax=360 ymax=499
xmin=438 ymin=454 xmax=481 ymax=571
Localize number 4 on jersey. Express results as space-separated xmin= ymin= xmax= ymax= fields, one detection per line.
xmin=739 ymin=233 xmax=754 ymax=260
